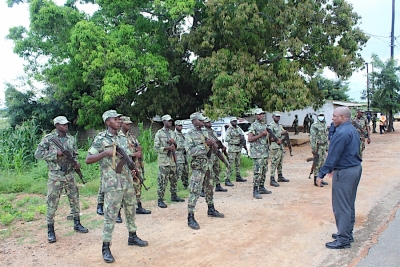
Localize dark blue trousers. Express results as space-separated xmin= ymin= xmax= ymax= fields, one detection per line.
xmin=332 ymin=164 xmax=362 ymax=244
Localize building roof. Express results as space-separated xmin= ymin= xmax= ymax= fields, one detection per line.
xmin=332 ymin=101 xmax=367 ymax=107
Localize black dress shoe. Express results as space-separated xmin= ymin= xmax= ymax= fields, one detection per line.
xmin=326 ymin=240 xmax=351 ymax=249
xmin=332 ymin=233 xmax=354 ymax=243
xmin=321 ymin=180 xmax=329 ymax=185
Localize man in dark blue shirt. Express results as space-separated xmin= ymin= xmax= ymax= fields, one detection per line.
xmin=316 ymin=107 xmax=362 ymax=249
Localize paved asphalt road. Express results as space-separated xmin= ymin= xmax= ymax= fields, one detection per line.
xmin=357 ymin=207 xmax=400 ymax=267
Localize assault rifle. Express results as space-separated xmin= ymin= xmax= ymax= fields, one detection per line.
xmin=306 ymin=142 xmax=320 ymax=179
xmin=50 ymin=137 xmax=86 ymax=184
xmin=239 ymin=134 xmax=249 ymax=157
xmin=115 ymin=145 xmax=149 ymax=190
xmin=351 ymin=120 xmax=369 ymax=138
xmin=133 ymin=144 xmax=149 ymax=191
xmin=165 ymin=129 xmax=177 ymax=165
xmin=281 ymin=132 xmax=293 ymax=157
xmin=207 ymin=129 xmax=229 ymax=159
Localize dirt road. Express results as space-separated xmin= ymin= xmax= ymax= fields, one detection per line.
xmin=1 ymin=123 xmax=400 ymax=267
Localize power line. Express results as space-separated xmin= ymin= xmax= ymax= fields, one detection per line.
xmin=362 ymin=32 xmax=391 ymax=38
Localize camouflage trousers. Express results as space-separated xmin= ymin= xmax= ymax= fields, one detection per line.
xmin=134 ymin=182 xmax=143 ymax=203
xmin=226 ymin=151 xmax=241 ymax=179
xmin=97 ymin=176 xmax=105 ymax=204
xmin=211 ymin=156 xmax=222 ymax=184
xmin=98 ymin=175 xmax=143 ymax=204
xmin=313 ymin=146 xmax=327 ymax=174
xmin=359 ymin=138 xmax=366 ymax=158
xmin=103 ymin=188 xmax=137 ymax=242
xmin=188 ymin=157 xmax=214 ymax=213
xmin=46 ymin=174 xmax=80 ymax=224
xmin=253 ymin=157 xmax=268 ymax=186
xmin=270 ymin=148 xmax=284 ymax=177
xmin=176 ymin=162 xmax=189 ymax=187
xmin=157 ymin=165 xmax=177 ymax=199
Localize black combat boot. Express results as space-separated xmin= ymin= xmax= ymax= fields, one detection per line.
xmin=253 ymin=186 xmax=262 ymax=199
xmin=314 ymin=176 xmax=323 ymax=187
xmin=74 ymin=217 xmax=89 ymax=233
xmin=236 ymin=175 xmax=247 ymax=182
xmin=200 ymin=189 xmax=205 ymax=197
xmin=207 ymin=204 xmax=225 ymax=218
xmin=277 ymin=174 xmax=290 ymax=182
xmin=128 ymin=232 xmax=148 ymax=247
xmin=259 ymin=183 xmax=272 ymax=194
xmin=116 ymin=209 xmax=123 ymax=223
xmin=47 ymin=224 xmax=56 ymax=243
xmin=171 ymin=193 xmax=185 ymax=202
xmin=136 ymin=202 xmax=151 ymax=214
xmin=102 ymin=242 xmax=114 ymax=263
xmin=158 ymin=198 xmax=167 ymax=208
xmin=270 ymin=176 xmax=280 ymax=187
xmin=97 ymin=203 xmax=104 ymax=215
xmin=188 ymin=212 xmax=200 ymax=230
xmin=225 ymin=179 xmax=234 ymax=186
xmin=215 ymin=183 xmax=228 ymax=192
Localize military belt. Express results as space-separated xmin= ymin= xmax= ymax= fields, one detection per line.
xmin=50 ymin=170 xmax=72 ymax=176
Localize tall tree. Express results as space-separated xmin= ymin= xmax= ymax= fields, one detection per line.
xmin=188 ymin=0 xmax=369 ymax=118
xmin=369 ymin=54 xmax=400 ymax=132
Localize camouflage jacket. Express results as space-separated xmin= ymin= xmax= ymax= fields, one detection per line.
xmin=268 ymin=121 xmax=285 ymax=149
xmin=225 ymin=125 xmax=244 ymax=153
xmin=352 ymin=116 xmax=369 ymax=140
xmin=293 ymin=118 xmax=299 ymax=127
xmin=175 ymin=131 xmax=187 ymax=164
xmin=120 ymin=129 xmax=141 ymax=168
xmin=154 ymin=127 xmax=176 ymax=166
xmin=88 ymin=130 xmax=134 ymax=192
xmin=205 ymin=127 xmax=220 ymax=161
xmin=310 ymin=120 xmax=328 ymax=152
xmin=248 ymin=120 xmax=269 ymax=158
xmin=35 ymin=131 xmax=78 ymax=180
xmin=184 ymin=128 xmax=210 ymax=158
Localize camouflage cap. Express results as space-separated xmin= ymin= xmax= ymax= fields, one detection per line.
xmin=230 ymin=117 xmax=238 ymax=122
xmin=190 ymin=112 xmax=205 ymax=121
xmin=53 ymin=116 xmax=70 ymax=125
xmin=161 ymin=114 xmax=172 ymax=121
xmin=273 ymin=111 xmax=281 ymax=116
xmin=203 ymin=116 xmax=211 ymax=123
xmin=254 ymin=108 xmax=265 ymax=115
xmin=175 ymin=120 xmax=183 ymax=126
xmin=121 ymin=116 xmax=133 ymax=124
xmin=102 ymin=110 xmax=122 ymax=122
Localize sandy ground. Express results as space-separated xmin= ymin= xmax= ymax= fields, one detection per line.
xmin=1 ymin=122 xmax=400 ymax=267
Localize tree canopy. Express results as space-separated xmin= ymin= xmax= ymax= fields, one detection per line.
xmin=6 ymin=0 xmax=369 ymax=128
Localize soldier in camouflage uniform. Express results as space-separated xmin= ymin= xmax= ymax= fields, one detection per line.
xmin=203 ymin=117 xmax=228 ymax=192
xmin=86 ymin=110 xmax=148 ymax=263
xmin=310 ymin=111 xmax=329 ymax=187
xmin=225 ymin=117 xmax=247 ymax=186
xmin=34 ymin=116 xmax=88 ymax=244
xmin=352 ymin=109 xmax=371 ymax=158
xmin=175 ymin=120 xmax=189 ymax=189
xmin=303 ymin=114 xmax=310 ymax=133
xmin=154 ymin=114 xmax=184 ymax=208
xmin=120 ymin=116 xmax=151 ymax=215
xmin=248 ymin=108 xmax=272 ymax=199
xmin=292 ymin=115 xmax=299 ymax=135
xmin=185 ymin=113 xmax=224 ymax=230
xmin=268 ymin=112 xmax=290 ymax=187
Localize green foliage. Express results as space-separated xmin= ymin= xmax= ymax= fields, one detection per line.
xmin=137 ymin=122 xmax=157 ymax=163
xmin=0 ymin=214 xmax=15 ymax=226
xmin=21 ymin=212 xmax=35 ymax=222
xmin=81 ymin=200 xmax=89 ymax=210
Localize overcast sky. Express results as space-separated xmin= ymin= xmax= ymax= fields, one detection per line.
xmin=0 ymin=1 xmax=399 ymax=107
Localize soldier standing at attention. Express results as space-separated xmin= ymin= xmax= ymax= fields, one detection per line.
xmin=203 ymin=117 xmax=228 ymax=192
xmin=86 ymin=110 xmax=148 ymax=263
xmin=352 ymin=109 xmax=371 ymax=158
xmin=371 ymin=113 xmax=377 ymax=133
xmin=35 ymin=116 xmax=88 ymax=243
xmin=303 ymin=114 xmax=309 ymax=133
xmin=247 ymin=108 xmax=272 ymax=199
xmin=310 ymin=111 xmax=329 ymax=187
xmin=292 ymin=115 xmax=299 ymax=135
xmin=185 ymin=113 xmax=224 ymax=230
xmin=268 ymin=111 xmax=290 ymax=187
xmin=175 ymin=120 xmax=189 ymax=189
xmin=154 ymin=114 xmax=185 ymax=208
xmin=120 ymin=116 xmax=151 ymax=214
xmin=225 ymin=117 xmax=247 ymax=186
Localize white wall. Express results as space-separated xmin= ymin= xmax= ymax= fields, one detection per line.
xmin=263 ymin=100 xmax=335 ymax=127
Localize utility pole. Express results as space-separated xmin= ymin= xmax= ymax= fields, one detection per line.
xmin=388 ymin=0 xmax=395 ymax=132
xmin=366 ymin=63 xmax=369 ymax=111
